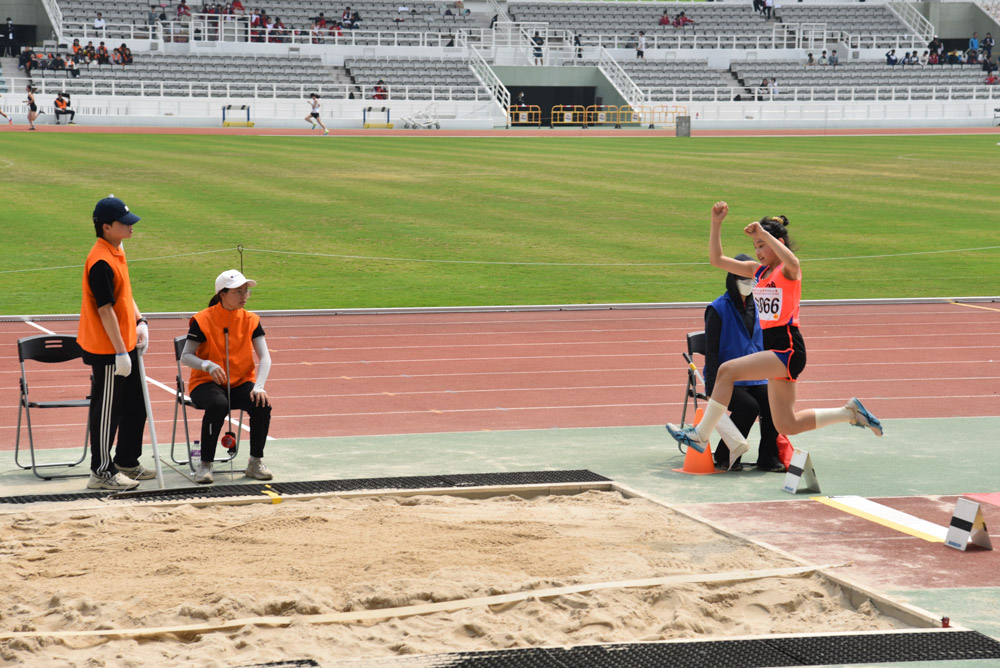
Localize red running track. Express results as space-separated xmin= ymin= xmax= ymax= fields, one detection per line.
xmin=1 ymin=302 xmax=997 ymax=449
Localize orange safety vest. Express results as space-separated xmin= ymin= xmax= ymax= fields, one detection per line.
xmin=55 ymin=98 xmax=67 ymax=110
xmin=78 ymin=237 xmax=137 ymax=355
xmin=188 ymin=303 xmax=260 ymax=393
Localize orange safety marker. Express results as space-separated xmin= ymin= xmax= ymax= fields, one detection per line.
xmin=672 ymin=407 xmax=720 ymax=475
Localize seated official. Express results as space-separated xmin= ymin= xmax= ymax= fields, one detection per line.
xmin=181 ymin=270 xmax=274 ymax=484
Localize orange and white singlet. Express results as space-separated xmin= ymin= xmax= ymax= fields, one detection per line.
xmin=752 ymin=263 xmax=801 ymax=329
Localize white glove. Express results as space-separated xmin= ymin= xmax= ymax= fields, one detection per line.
xmin=136 ymin=322 xmax=149 ymax=357
xmin=114 ymin=352 xmax=132 ymax=377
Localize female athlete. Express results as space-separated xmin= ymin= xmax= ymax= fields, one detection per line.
xmin=666 ymin=201 xmax=883 ymax=467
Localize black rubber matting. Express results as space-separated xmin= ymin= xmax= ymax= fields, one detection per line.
xmin=0 ymin=470 xmax=612 ymax=505
xmin=370 ymin=631 xmax=1000 ymax=667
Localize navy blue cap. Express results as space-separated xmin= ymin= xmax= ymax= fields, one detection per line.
xmin=93 ymin=195 xmax=140 ymax=226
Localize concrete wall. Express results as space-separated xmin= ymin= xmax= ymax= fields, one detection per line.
xmin=491 ymin=65 xmax=626 ymax=107
xmin=916 ymin=2 xmax=1000 ymax=41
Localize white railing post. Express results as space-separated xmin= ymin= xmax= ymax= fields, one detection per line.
xmin=469 ymin=44 xmax=510 ymax=120
xmin=887 ymin=0 xmax=935 ymax=43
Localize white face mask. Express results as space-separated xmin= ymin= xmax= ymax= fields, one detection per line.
xmin=737 ymin=279 xmax=753 ymax=297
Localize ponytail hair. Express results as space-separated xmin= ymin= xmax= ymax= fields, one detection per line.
xmin=208 ymin=291 xmax=223 ymax=307
xmin=759 ymin=215 xmax=795 ymax=250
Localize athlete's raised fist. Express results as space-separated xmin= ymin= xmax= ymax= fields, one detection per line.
xmin=711 ymin=201 xmax=728 ymax=224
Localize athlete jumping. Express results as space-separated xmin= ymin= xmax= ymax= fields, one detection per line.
xmin=666 ymin=201 xmax=883 ymax=468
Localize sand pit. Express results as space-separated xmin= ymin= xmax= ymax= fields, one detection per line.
xmin=0 ymin=490 xmax=909 ymax=666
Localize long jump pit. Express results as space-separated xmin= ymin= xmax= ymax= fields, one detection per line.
xmin=1 ymin=471 xmax=995 ymax=667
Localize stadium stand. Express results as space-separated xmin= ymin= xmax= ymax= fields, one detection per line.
xmin=731 ymin=59 xmax=990 ymax=100
xmin=58 ymin=0 xmax=486 ymax=37
xmin=778 ymin=5 xmax=912 ymax=42
xmin=345 ymin=57 xmax=482 ymax=99
xmin=618 ymin=60 xmax=737 ymax=101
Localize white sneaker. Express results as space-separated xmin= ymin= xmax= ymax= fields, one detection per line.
xmin=116 ymin=463 xmax=156 ymax=480
xmin=245 ymin=457 xmax=273 ymax=480
xmin=87 ymin=472 xmax=139 ymax=491
xmin=194 ymin=462 xmax=214 ymax=484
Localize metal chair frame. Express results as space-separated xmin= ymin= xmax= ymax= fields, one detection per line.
xmin=14 ymin=334 xmax=91 ymax=480
xmin=677 ymin=330 xmax=709 ymax=454
xmin=169 ymin=335 xmax=243 ymax=471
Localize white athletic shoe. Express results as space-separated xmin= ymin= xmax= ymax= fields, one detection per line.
xmin=194 ymin=462 xmax=214 ymax=484
xmin=87 ymin=472 xmax=139 ymax=491
xmin=245 ymin=457 xmax=273 ymax=480
xmin=116 ymin=463 xmax=157 ymax=480
xmin=728 ymin=441 xmax=750 ymax=471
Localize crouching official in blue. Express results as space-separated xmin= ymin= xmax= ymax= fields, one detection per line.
xmin=705 ymin=254 xmax=784 ymax=472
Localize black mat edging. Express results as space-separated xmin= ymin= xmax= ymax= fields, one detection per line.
xmin=377 ymin=631 xmax=1000 ymax=667
xmin=0 ymin=470 xmax=612 ymax=505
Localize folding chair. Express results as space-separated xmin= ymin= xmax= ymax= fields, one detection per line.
xmin=169 ymin=335 xmax=243 ymax=471
xmin=677 ymin=331 xmax=709 ymax=453
xmin=14 ymin=334 xmax=91 ymax=480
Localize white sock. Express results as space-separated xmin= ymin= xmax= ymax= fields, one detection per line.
xmin=814 ymin=406 xmax=853 ymax=429
xmin=695 ymin=398 xmax=728 ymax=441
xmin=715 ymin=414 xmax=749 ymax=451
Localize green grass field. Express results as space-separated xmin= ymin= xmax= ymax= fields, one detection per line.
xmin=1 ymin=134 xmax=996 ymax=314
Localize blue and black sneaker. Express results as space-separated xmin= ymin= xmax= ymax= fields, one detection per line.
xmin=847 ymin=398 xmax=883 ymax=437
xmin=666 ymin=423 xmax=709 ymax=453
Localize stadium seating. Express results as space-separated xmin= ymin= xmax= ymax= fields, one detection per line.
xmin=58 ymin=0 xmax=483 ymax=35
xmin=777 ymin=5 xmax=910 ymax=37
xmin=618 ymin=60 xmax=736 ymax=101
xmin=345 ymin=57 xmax=481 ymax=99
xmin=731 ymin=60 xmax=989 ymax=100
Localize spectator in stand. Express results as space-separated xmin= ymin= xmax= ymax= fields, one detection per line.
xmin=900 ymin=51 xmax=911 ymax=66
xmin=66 ymin=55 xmax=80 ymax=77
xmin=928 ymin=49 xmax=939 ymax=65
xmin=84 ymin=40 xmax=96 ymax=61
xmin=97 ymin=41 xmax=110 ymax=64
xmin=946 ymin=49 xmax=962 ymax=64
xmin=756 ymin=77 xmax=768 ymax=101
xmin=18 ymin=45 xmax=33 ymax=73
xmin=489 ymin=13 xmax=497 ymax=28
xmin=178 ymin=0 xmax=192 ymax=18
xmin=271 ymin=16 xmax=286 ymax=42
xmin=232 ymin=0 xmax=245 ymax=15
xmin=71 ymin=38 xmax=81 ymax=55
xmin=763 ymin=0 xmax=773 ymax=20
xmin=351 ymin=10 xmax=361 ymax=28
xmin=147 ymin=5 xmax=160 ymax=25
xmin=532 ymin=30 xmax=544 ymax=65
xmin=341 ymin=6 xmax=352 ymax=26
xmin=374 ymin=79 xmax=388 ymax=99
xmin=112 ymin=46 xmax=122 ymax=64
xmin=752 ymin=0 xmax=763 ymax=15
xmin=574 ymin=31 xmax=582 ymax=58
xmin=885 ymin=49 xmax=898 ymax=66
xmin=51 ymin=52 xmax=66 ymax=71
xmin=966 ymin=49 xmax=980 ymax=65
xmin=970 ymin=32 xmax=980 ymax=53
xmin=769 ymin=77 xmax=778 ymax=98
xmin=94 ymin=12 xmax=106 ymax=32
xmin=829 ymin=49 xmax=839 ymax=66
xmin=928 ymin=36 xmax=943 ymax=59
xmin=310 ymin=20 xmax=321 ymax=43
xmin=818 ymin=50 xmax=828 ymax=65
xmin=121 ymin=43 xmax=133 ymax=64
xmin=636 ymin=30 xmax=646 ymax=59
xmin=983 ymin=56 xmax=998 ymax=73
xmin=54 ymin=92 xmax=76 ymax=124
xmin=986 ymin=70 xmax=998 ymax=85
xmin=805 ymin=52 xmax=815 ymax=66
xmin=984 ymin=33 xmax=994 ymax=60
xmin=659 ymin=11 xmax=671 ymax=26
xmin=673 ymin=11 xmax=695 ymax=28
xmin=329 ymin=21 xmax=343 ymax=37
xmin=919 ymin=50 xmax=929 ymax=66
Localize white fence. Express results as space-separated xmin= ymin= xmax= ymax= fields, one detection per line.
xmin=645 ymin=84 xmax=1000 ymax=103
xmin=11 ymin=76 xmax=494 ymax=102
xmin=575 ymin=31 xmax=927 ymax=51
xmin=598 ymin=47 xmax=644 ymax=107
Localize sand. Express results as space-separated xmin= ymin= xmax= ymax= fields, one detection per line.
xmin=0 ymin=490 xmax=906 ymax=666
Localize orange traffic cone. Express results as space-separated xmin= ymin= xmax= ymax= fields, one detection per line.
xmin=672 ymin=407 xmax=720 ymax=475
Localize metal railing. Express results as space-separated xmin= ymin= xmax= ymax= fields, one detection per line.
xmin=468 ymin=44 xmax=510 ymax=115
xmin=642 ymin=84 xmax=1000 ymax=103
xmin=887 ymin=0 xmax=935 ymax=43
xmin=598 ymin=47 xmax=644 ymax=107
xmin=40 ymin=0 xmax=64 ymax=43
xmin=11 ymin=76 xmax=494 ymax=101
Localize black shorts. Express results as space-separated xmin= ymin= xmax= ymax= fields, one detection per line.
xmin=29 ymin=103 xmax=37 ymax=112
xmin=310 ymin=111 xmax=319 ymax=118
xmin=762 ymin=324 xmax=806 ymax=381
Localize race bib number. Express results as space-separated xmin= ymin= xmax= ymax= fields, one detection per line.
xmin=753 ymin=286 xmax=783 ymax=322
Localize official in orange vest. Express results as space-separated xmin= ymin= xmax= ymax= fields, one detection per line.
xmin=181 ymin=270 xmax=274 ymax=484
xmin=78 ymin=195 xmax=154 ymax=491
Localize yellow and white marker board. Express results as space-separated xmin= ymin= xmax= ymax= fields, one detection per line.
xmin=813 ymin=495 xmax=948 ymax=543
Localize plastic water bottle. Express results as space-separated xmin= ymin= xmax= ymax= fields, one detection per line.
xmin=190 ymin=440 xmax=201 ymax=460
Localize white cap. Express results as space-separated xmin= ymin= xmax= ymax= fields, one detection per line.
xmin=215 ymin=269 xmax=257 ymax=293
